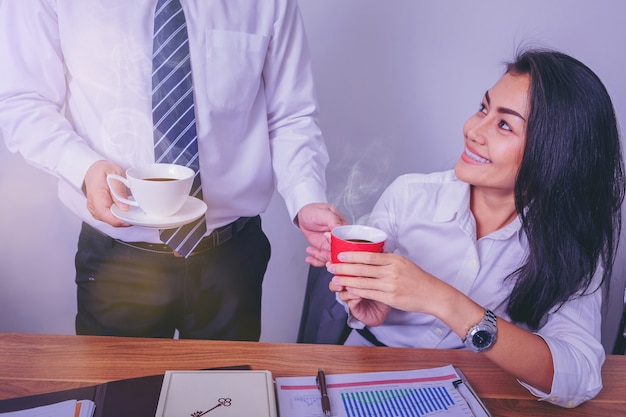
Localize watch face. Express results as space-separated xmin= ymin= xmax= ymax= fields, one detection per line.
xmin=472 ymin=330 xmax=493 ymax=348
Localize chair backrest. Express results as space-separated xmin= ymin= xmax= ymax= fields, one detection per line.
xmin=612 ymin=287 xmax=626 ymax=354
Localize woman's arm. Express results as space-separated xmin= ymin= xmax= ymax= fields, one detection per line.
xmin=329 ymin=251 xmax=554 ymax=392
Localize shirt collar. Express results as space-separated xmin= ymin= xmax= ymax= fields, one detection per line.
xmin=432 ymin=174 xmax=469 ymax=223
xmin=432 ymin=174 xmax=522 ymax=240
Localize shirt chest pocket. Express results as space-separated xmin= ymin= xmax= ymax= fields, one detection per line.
xmin=203 ymin=30 xmax=269 ymax=111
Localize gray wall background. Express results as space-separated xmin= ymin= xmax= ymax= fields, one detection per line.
xmin=1 ymin=0 xmax=625 ymax=353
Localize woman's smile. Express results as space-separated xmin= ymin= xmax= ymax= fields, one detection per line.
xmin=462 ymin=146 xmax=491 ymax=164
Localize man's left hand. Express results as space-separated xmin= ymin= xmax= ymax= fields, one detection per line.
xmin=297 ymin=203 xmax=347 ymax=266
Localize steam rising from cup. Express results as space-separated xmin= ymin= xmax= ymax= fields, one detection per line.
xmin=329 ymin=141 xmax=392 ymax=225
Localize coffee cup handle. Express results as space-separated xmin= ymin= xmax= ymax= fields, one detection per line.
xmin=106 ymin=174 xmax=139 ymax=207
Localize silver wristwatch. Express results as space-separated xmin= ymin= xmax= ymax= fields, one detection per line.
xmin=463 ymin=309 xmax=498 ymax=353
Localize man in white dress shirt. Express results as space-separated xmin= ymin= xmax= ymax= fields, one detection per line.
xmin=0 ymin=0 xmax=345 ymax=340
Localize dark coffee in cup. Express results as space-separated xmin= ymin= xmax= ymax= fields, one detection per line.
xmin=330 ymin=225 xmax=387 ymax=264
xmin=106 ymin=163 xmax=195 ymax=217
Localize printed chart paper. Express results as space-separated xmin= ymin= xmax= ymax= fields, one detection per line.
xmin=276 ymin=365 xmax=489 ymax=417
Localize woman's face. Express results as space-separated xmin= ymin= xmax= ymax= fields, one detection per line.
xmin=455 ymin=72 xmax=530 ymax=195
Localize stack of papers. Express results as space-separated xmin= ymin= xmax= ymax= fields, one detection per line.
xmin=0 ymin=399 xmax=95 ymax=417
xmin=276 ymin=365 xmax=490 ymax=417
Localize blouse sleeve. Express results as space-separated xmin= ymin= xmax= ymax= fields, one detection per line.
xmin=520 ymin=276 xmax=605 ymax=408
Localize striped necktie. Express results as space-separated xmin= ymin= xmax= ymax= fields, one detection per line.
xmin=152 ymin=0 xmax=206 ymax=257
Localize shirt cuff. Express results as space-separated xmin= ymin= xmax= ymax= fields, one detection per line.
xmin=517 ymin=334 xmax=603 ymax=408
xmin=282 ymin=178 xmax=327 ymax=225
xmin=58 ymin=142 xmax=106 ymax=192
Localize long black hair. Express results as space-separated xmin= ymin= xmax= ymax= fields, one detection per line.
xmin=505 ymin=49 xmax=625 ymax=330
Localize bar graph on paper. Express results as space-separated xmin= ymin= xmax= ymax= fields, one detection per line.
xmin=276 ymin=366 xmax=477 ymax=417
xmin=341 ymin=386 xmax=455 ymax=417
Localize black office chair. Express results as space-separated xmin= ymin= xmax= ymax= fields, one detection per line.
xmin=297 ymin=266 xmax=351 ymax=345
xmin=613 ymin=298 xmax=626 ymax=355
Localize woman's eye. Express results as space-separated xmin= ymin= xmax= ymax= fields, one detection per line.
xmin=478 ymin=103 xmax=487 ymax=114
xmin=498 ymin=120 xmax=512 ymax=132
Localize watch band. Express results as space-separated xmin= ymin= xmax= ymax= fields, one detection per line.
xmin=483 ymin=309 xmax=497 ymax=328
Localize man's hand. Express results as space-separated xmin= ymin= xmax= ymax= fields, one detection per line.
xmin=83 ymin=160 xmax=130 ymax=227
xmin=297 ymin=203 xmax=347 ymax=266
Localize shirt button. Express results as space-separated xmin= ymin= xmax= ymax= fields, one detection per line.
xmin=548 ymin=397 xmax=558 ymax=403
xmin=566 ymin=401 xmax=575 ymax=407
xmin=435 ymin=328 xmax=443 ymax=335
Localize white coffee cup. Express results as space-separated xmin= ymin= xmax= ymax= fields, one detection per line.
xmin=106 ymin=163 xmax=195 ymax=218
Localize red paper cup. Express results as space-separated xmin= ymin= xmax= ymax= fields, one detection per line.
xmin=330 ymin=225 xmax=387 ymax=263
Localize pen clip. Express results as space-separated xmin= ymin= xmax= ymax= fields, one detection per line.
xmin=316 ymin=368 xmax=326 ymax=386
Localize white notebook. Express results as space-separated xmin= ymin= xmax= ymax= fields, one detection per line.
xmin=155 ymin=370 xmax=277 ymax=417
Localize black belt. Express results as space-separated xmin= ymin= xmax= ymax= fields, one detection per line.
xmin=116 ymin=216 xmax=254 ymax=256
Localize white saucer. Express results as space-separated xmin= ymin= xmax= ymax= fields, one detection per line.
xmin=110 ymin=196 xmax=207 ymax=229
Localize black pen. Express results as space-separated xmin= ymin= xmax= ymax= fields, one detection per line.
xmin=316 ymin=368 xmax=331 ymax=417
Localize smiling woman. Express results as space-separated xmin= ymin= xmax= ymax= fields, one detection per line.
xmin=328 ymin=48 xmax=625 ymax=408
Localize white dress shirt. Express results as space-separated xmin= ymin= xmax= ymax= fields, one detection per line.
xmin=343 ymin=170 xmax=605 ymax=408
xmin=0 ymin=0 xmax=328 ymax=243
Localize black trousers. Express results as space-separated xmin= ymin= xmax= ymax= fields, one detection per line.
xmin=74 ymin=217 xmax=270 ymax=340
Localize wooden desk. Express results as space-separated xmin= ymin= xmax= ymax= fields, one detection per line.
xmin=0 ymin=332 xmax=624 ymax=416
